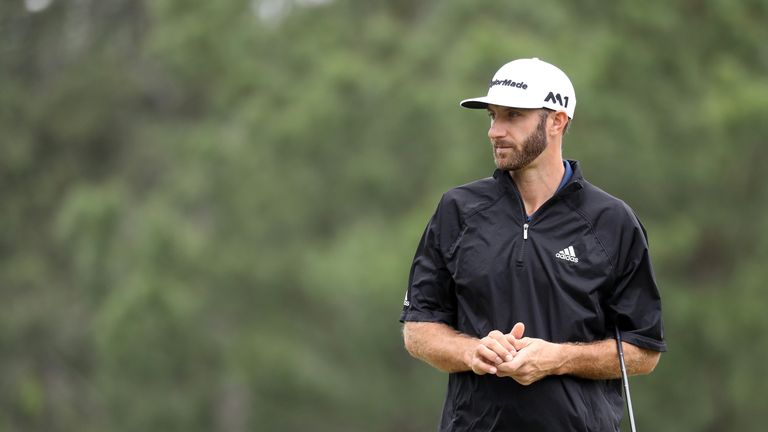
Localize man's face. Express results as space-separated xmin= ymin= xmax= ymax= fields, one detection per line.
xmin=487 ymin=105 xmax=549 ymax=171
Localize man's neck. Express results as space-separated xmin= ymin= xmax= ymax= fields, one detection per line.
xmin=509 ymin=157 xmax=565 ymax=217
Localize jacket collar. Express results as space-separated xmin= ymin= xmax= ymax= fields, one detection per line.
xmin=493 ymin=159 xmax=584 ymax=196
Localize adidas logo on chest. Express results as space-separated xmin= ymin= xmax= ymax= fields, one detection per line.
xmin=555 ymin=246 xmax=579 ymax=263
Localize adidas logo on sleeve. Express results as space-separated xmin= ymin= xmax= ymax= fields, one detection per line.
xmin=555 ymin=246 xmax=579 ymax=263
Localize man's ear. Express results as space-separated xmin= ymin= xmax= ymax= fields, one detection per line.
xmin=550 ymin=111 xmax=569 ymax=135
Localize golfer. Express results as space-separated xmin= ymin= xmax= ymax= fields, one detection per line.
xmin=400 ymin=58 xmax=666 ymax=431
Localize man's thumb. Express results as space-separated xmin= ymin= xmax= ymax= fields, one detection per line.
xmin=510 ymin=322 xmax=525 ymax=339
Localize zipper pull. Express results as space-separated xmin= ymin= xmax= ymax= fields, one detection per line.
xmin=523 ymin=223 xmax=529 ymax=240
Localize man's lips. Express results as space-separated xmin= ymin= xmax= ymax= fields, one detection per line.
xmin=492 ymin=141 xmax=514 ymax=149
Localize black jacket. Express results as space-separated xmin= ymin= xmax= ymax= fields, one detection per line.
xmin=400 ymin=160 xmax=666 ymax=431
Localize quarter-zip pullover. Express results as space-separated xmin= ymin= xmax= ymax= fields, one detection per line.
xmin=400 ymin=160 xmax=666 ymax=432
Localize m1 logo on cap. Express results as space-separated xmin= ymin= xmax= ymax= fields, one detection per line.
xmin=544 ymin=91 xmax=570 ymax=107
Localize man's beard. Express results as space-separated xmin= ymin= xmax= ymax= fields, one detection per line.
xmin=492 ymin=113 xmax=548 ymax=171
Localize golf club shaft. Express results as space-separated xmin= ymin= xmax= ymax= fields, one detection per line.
xmin=615 ymin=327 xmax=637 ymax=432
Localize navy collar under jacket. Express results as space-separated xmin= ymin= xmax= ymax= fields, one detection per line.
xmin=493 ymin=160 xmax=585 ymax=224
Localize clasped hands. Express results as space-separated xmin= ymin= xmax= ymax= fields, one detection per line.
xmin=466 ymin=322 xmax=563 ymax=386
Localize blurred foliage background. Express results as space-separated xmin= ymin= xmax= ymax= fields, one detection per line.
xmin=2 ymin=0 xmax=768 ymax=430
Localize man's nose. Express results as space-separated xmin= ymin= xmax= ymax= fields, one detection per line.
xmin=488 ymin=120 xmax=506 ymax=140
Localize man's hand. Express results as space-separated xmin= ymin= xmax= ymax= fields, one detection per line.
xmin=466 ymin=323 xmax=526 ymax=375
xmin=496 ymin=336 xmax=565 ymax=385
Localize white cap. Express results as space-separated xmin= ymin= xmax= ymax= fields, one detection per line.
xmin=460 ymin=58 xmax=576 ymax=118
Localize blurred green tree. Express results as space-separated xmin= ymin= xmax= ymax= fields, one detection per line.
xmin=1 ymin=0 xmax=767 ymax=431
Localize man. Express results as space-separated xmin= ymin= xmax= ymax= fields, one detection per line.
xmin=400 ymin=58 xmax=666 ymax=431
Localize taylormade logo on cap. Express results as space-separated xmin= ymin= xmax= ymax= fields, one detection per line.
xmin=490 ymin=79 xmax=528 ymax=90
xmin=460 ymin=57 xmax=576 ymax=119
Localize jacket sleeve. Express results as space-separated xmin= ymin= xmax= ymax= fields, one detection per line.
xmin=399 ymin=198 xmax=458 ymax=326
xmin=606 ymin=208 xmax=667 ymax=352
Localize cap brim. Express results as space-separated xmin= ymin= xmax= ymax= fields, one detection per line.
xmin=459 ymin=96 xmax=543 ymax=110
xmin=459 ymin=96 xmax=491 ymax=109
